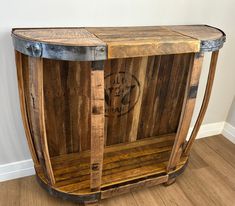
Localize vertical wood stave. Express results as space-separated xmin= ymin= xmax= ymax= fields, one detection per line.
xmin=184 ymin=51 xmax=219 ymax=156
xmin=15 ymin=51 xmax=39 ymax=166
xmin=90 ymin=63 xmax=105 ymax=191
xmin=137 ymin=56 xmax=161 ymax=139
xmin=25 ymin=56 xmax=44 ymax=160
xmin=125 ymin=57 xmax=148 ymax=142
xmin=37 ymin=57 xmax=56 ymax=184
xmin=21 ymin=54 xmax=51 ymax=178
xmin=105 ymin=59 xmax=125 ymax=145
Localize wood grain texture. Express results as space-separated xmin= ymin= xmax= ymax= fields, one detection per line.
xmin=13 ymin=28 xmax=106 ymax=46
xmin=1 ymin=135 xmax=235 ymax=206
xmin=13 ymin=25 xmax=224 ymax=59
xmin=101 ymin=175 xmax=168 ymax=199
xmin=15 ymin=51 xmax=39 ymax=166
xmin=184 ymin=51 xmax=219 ymax=156
xmin=22 ymin=55 xmax=91 ymax=157
xmin=168 ymin=25 xmax=224 ymax=41
xmin=16 ymin=52 xmax=199 ymax=198
xmin=12 ymin=25 xmax=227 ymax=206
xmin=124 ymin=57 xmax=148 ymax=142
xmin=21 ymin=55 xmax=56 ymax=183
xmin=167 ymin=53 xmax=204 ymax=171
xmin=157 ymin=53 xmax=192 ymax=135
xmin=12 ymin=25 xmax=226 ymax=205
xmin=87 ymin=26 xmax=200 ymax=58
xmin=90 ymin=69 xmax=105 ymax=191
xmin=105 ymin=57 xmax=148 ymax=145
xmin=104 ymin=54 xmax=193 ymax=146
xmin=35 ymin=134 xmax=175 ymax=194
xmin=137 ymin=54 xmax=191 ymax=139
xmin=37 ymin=57 xmax=55 ymax=184
xmin=43 ymin=60 xmax=91 ymax=156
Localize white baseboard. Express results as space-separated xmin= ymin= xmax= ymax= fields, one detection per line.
xmin=0 ymin=159 xmax=35 ymax=182
xmin=222 ymin=122 xmax=235 ymax=144
xmin=187 ymin=121 xmax=225 ymax=140
xmin=0 ymin=121 xmax=233 ymax=182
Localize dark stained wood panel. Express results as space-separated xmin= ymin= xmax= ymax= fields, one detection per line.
xmin=137 ymin=54 xmax=192 ymax=139
xmin=104 ymin=54 xmax=192 ymax=145
xmin=157 ymin=53 xmax=193 ymax=135
xmin=20 ymin=54 xmax=194 ymax=161
xmin=43 ymin=60 xmax=91 ymax=157
xmin=29 ymin=53 xmax=193 ymax=152
xmin=104 ymin=57 xmax=148 ymax=145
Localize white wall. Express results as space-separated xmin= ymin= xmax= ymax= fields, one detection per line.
xmin=227 ymin=96 xmax=235 ymax=126
xmin=0 ymin=0 xmax=235 ymax=166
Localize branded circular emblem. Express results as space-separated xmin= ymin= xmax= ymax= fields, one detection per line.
xmin=105 ymin=72 xmax=140 ymax=117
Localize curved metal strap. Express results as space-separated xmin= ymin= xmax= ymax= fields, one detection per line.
xmin=12 ymin=34 xmax=107 ymax=62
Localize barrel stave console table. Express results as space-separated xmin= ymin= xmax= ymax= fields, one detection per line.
xmin=12 ymin=25 xmax=225 ymax=205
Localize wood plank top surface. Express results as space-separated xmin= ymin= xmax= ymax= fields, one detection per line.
xmin=86 ymin=26 xmax=200 ymax=58
xmin=12 ymin=25 xmax=225 ymax=59
xmin=168 ymin=25 xmax=224 ymax=41
xmin=13 ymin=28 xmax=106 ymax=46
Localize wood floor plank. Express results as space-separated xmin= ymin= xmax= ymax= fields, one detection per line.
xmin=0 ymin=135 xmax=235 ymax=206
xmin=187 ymin=148 xmax=208 ymax=170
xmin=101 ymin=193 xmax=138 ymax=206
xmin=192 ymin=137 xmax=235 ymax=190
xmin=202 ymin=135 xmax=235 ymax=168
xmin=132 ymin=188 xmax=165 ymax=206
xmin=176 ymin=167 xmax=223 ymax=206
xmin=0 ymin=178 xmax=20 ymax=206
xmin=0 ymin=176 xmax=77 ymax=206
xmin=20 ymin=176 xmax=77 ymax=206
xmin=193 ymin=167 xmax=235 ymax=205
xmin=150 ymin=183 xmax=194 ymax=206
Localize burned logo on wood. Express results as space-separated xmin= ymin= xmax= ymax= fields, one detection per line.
xmin=105 ymin=72 xmax=140 ymax=117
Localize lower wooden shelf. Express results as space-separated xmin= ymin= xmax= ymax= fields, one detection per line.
xmin=36 ymin=134 xmax=188 ymax=202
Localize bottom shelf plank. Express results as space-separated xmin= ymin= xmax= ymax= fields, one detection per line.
xmin=38 ymin=134 xmax=180 ymax=195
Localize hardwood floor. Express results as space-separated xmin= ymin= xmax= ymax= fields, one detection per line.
xmin=0 ymin=135 xmax=235 ymax=206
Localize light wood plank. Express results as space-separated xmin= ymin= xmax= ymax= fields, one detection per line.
xmin=90 ymin=68 xmax=105 ymax=191
xmin=13 ymin=28 xmax=105 ymax=46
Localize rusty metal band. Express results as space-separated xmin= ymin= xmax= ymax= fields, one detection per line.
xmin=188 ymin=85 xmax=199 ymax=99
xmin=200 ymin=35 xmax=226 ymax=52
xmin=36 ymin=175 xmax=100 ymax=203
xmin=12 ymin=34 xmax=107 ymax=61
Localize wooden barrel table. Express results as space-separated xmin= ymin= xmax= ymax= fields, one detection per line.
xmin=12 ymin=25 xmax=226 ymax=205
